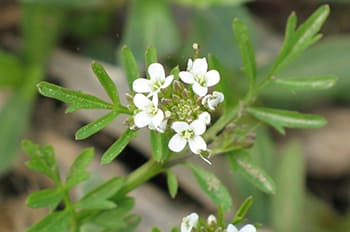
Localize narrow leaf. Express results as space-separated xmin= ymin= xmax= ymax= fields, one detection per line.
xmin=101 ymin=129 xmax=137 ymax=164
xmin=37 ymin=81 xmax=113 ymax=113
xmin=228 ymin=150 xmax=276 ymax=194
xmin=150 ymin=131 xmax=169 ymax=162
xmin=75 ymin=111 xmax=119 ymax=140
xmin=121 ymin=46 xmax=139 ymax=90
xmin=145 ymin=46 xmax=157 ymax=66
xmin=247 ymin=107 xmax=327 ymax=134
xmin=76 ymin=177 xmax=124 ymax=208
xmin=232 ymin=18 xmax=256 ymax=84
xmin=0 ymin=51 xmax=23 ymax=87
xmin=27 ymin=210 xmax=70 ymax=232
xmin=65 ymin=148 xmax=94 ymax=189
xmin=273 ymin=75 xmax=337 ymax=90
xmin=91 ymin=62 xmax=120 ymax=104
xmin=27 ymin=189 xmax=62 ymax=209
xmin=232 ymin=196 xmax=253 ymax=224
xmin=188 ymin=164 xmax=232 ymax=210
xmin=166 ymin=170 xmax=178 ymax=198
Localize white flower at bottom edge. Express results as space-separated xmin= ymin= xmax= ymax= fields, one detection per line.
xmin=133 ymin=94 xmax=164 ymax=129
xmin=181 ymin=213 xmax=199 ymax=232
xmin=202 ymin=91 xmax=224 ymax=110
xmin=132 ymin=63 xmax=174 ymax=97
xmin=168 ymin=120 xmax=207 ymax=154
xmin=179 ymin=57 xmax=220 ymax=97
xmin=226 ymin=224 xmax=257 ymax=232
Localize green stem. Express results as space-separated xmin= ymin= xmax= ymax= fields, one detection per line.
xmin=61 ymin=187 xmax=78 ymax=232
xmin=117 ymin=160 xmax=164 ymax=196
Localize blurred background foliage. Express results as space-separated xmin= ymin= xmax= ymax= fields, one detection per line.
xmin=0 ymin=0 xmax=350 ymax=231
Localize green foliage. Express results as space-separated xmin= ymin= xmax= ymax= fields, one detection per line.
xmin=121 ymin=46 xmax=140 ymax=90
xmin=166 ymin=170 xmax=178 ymax=198
xmin=174 ymin=0 xmax=251 ymax=8
xmin=232 ymin=196 xmax=253 ymax=224
xmin=101 ymin=129 xmax=137 ymax=164
xmin=247 ymin=107 xmax=327 ymax=134
xmin=27 ymin=211 xmax=71 ymax=232
xmin=272 ymin=75 xmax=337 ymax=90
xmin=228 ymin=150 xmax=276 ymax=194
xmin=0 ymin=52 xmax=23 ymax=88
xmin=27 ymin=189 xmax=63 ymax=209
xmin=188 ymin=163 xmax=232 ymax=211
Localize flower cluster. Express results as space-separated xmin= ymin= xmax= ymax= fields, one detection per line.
xmin=129 ymin=57 xmax=224 ymax=163
xmin=181 ymin=213 xmax=257 ymax=232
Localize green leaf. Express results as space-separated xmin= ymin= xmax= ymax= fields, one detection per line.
xmin=37 ymin=81 xmax=113 ymax=113
xmin=20 ymin=0 xmax=102 ymax=8
xmin=145 ymin=46 xmax=158 ymax=66
xmin=101 ymin=129 xmax=137 ymax=164
xmin=65 ymin=148 xmax=94 ymax=189
xmin=120 ymin=0 xmax=179 ymax=64
xmin=26 ymin=189 xmax=62 ymax=210
xmin=272 ymin=141 xmax=304 ymax=232
xmin=0 ymin=51 xmax=23 ymax=87
xmin=27 ymin=210 xmax=70 ymax=232
xmin=232 ymin=18 xmax=256 ymax=86
xmin=121 ymin=46 xmax=139 ymax=90
xmin=91 ymin=62 xmax=120 ymax=104
xmin=232 ymin=196 xmax=253 ymax=224
xmin=273 ymin=75 xmax=337 ymax=90
xmin=228 ymin=150 xmax=276 ymax=194
xmin=269 ymin=5 xmax=330 ymax=75
xmin=166 ymin=170 xmax=178 ymax=198
xmin=22 ymin=140 xmax=58 ymax=180
xmin=152 ymin=228 xmax=161 ymax=232
xmin=75 ymin=111 xmax=119 ymax=140
xmin=247 ymin=107 xmax=327 ymax=134
xmin=76 ymin=177 xmax=124 ymax=209
xmin=188 ymin=163 xmax=232 ymax=210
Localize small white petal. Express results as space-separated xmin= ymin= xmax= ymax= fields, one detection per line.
xmin=151 ymin=94 xmax=159 ymax=107
xmin=201 ymin=94 xmax=211 ymax=106
xmin=191 ymin=120 xmax=206 ymax=135
xmin=133 ymin=94 xmax=152 ymax=110
xmin=156 ymin=120 xmax=168 ymax=133
xmin=192 ymin=83 xmax=208 ymax=96
xmin=179 ymin=71 xmax=195 ymax=84
xmin=227 ymin=224 xmax=239 ymax=232
xmin=181 ymin=213 xmax=199 ymax=232
xmin=162 ymin=75 xmax=174 ymax=88
xmin=148 ymin=63 xmax=165 ymax=80
xmin=134 ymin=111 xmax=152 ymax=128
xmin=198 ymin=112 xmax=211 ymax=125
xmin=169 ymin=134 xmax=187 ymax=152
xmin=192 ymin=58 xmax=208 ymax=75
xmin=187 ymin=58 xmax=193 ymax=71
xmin=132 ymin=79 xmax=152 ymax=93
xmin=205 ymin=70 xmax=220 ymax=87
xmin=207 ymin=214 xmax=217 ymax=226
xmin=151 ymin=110 xmax=164 ymax=127
xmin=240 ymin=224 xmax=257 ymax=232
xmin=188 ymin=136 xmax=207 ymax=154
xmin=213 ymin=91 xmax=224 ymax=102
xmin=172 ymin=121 xmax=190 ymax=133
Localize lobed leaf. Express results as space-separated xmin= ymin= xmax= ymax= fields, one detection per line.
xmin=166 ymin=170 xmax=178 ymax=198
xmin=232 ymin=18 xmax=256 ymax=86
xmin=26 ymin=189 xmax=62 ymax=210
xmin=228 ymin=150 xmax=276 ymax=194
xmin=188 ymin=163 xmax=232 ymax=210
xmin=247 ymin=107 xmax=327 ymax=134
xmin=37 ymin=81 xmax=113 ymax=113
xmin=65 ymin=148 xmax=94 ymax=189
xmin=91 ymin=62 xmax=120 ymax=104
xmin=75 ymin=111 xmax=119 ymax=140
xmin=27 ymin=210 xmax=70 ymax=232
xmin=101 ymin=129 xmax=137 ymax=164
xmin=270 ymin=5 xmax=330 ymax=75
xmin=22 ymin=140 xmax=58 ymax=180
xmin=272 ymin=75 xmax=337 ymax=90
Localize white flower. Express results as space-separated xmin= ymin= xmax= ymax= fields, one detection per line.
xmin=202 ymin=91 xmax=224 ymax=110
xmin=207 ymin=214 xmax=217 ymax=226
xmin=133 ymin=63 xmax=174 ymax=96
xmin=179 ymin=58 xmax=220 ymax=97
xmin=198 ymin=111 xmax=211 ymax=125
xmin=149 ymin=119 xmax=167 ymax=133
xmin=181 ymin=213 xmax=199 ymax=232
xmin=226 ymin=224 xmax=257 ymax=232
xmin=133 ymin=94 xmax=164 ymax=129
xmin=168 ymin=120 xmax=207 ymax=154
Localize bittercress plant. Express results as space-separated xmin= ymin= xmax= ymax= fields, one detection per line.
xmin=24 ymin=5 xmax=334 ymax=232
